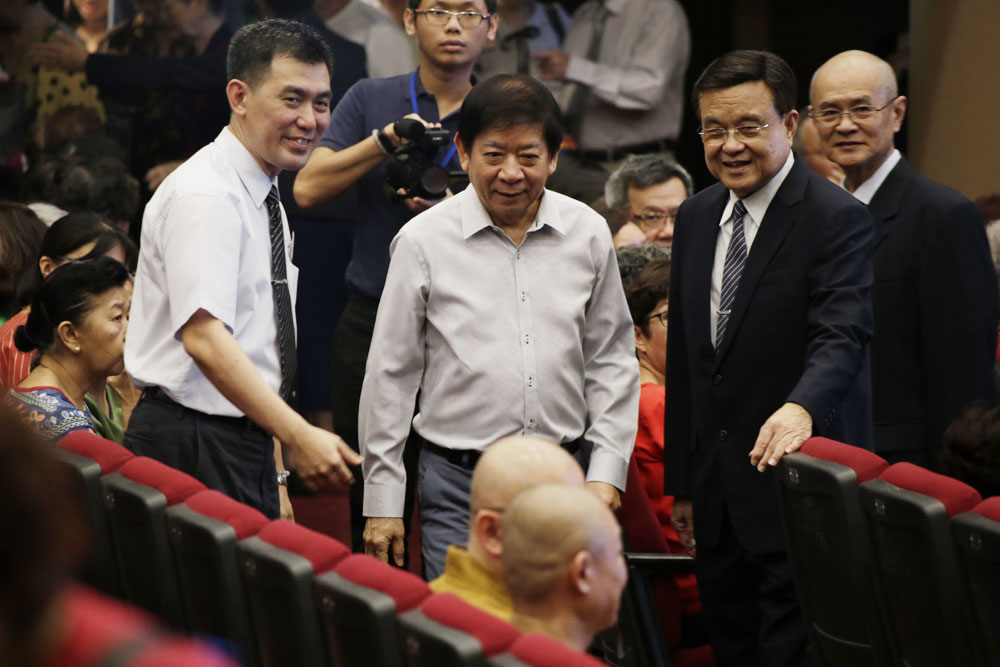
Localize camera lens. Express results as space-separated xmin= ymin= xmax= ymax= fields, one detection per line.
xmin=420 ymin=166 xmax=450 ymax=199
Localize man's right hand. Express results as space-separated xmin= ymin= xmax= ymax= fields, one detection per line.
xmin=671 ymin=497 xmax=696 ymax=558
xmin=364 ymin=517 xmax=406 ymax=566
xmin=283 ymin=425 xmax=361 ymax=491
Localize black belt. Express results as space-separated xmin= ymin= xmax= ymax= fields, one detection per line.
xmin=576 ymin=138 xmax=677 ymax=163
xmin=421 ymin=436 xmax=583 ymax=471
xmin=141 ymin=386 xmax=269 ymax=439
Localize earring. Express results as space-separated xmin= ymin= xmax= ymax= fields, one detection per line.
xmin=74 ymin=346 xmax=80 ymax=352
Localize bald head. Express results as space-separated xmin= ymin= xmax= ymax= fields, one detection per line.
xmin=810 ymin=50 xmax=897 ymax=103
xmin=808 ymin=50 xmax=906 ymax=191
xmin=469 ymin=436 xmax=584 ymax=517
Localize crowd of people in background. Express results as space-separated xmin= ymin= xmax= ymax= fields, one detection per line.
xmin=1 ymin=1 xmax=999 ymax=666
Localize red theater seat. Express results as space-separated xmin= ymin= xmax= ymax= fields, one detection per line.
xmin=53 ymin=431 xmax=134 ymax=596
xmin=166 ymin=490 xmax=269 ymax=665
xmin=399 ymin=592 xmax=521 ymax=666
xmin=315 ymin=553 xmax=432 ymax=667
xmin=102 ymin=456 xmax=206 ymax=628
xmin=488 ymin=632 xmax=607 ymax=666
xmin=860 ymin=462 xmax=982 ymax=667
xmin=775 ymin=437 xmax=894 ymax=667
xmin=951 ymin=496 xmax=1000 ymax=665
xmin=239 ymin=520 xmax=351 ymax=666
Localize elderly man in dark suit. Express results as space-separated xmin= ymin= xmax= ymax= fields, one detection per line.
xmin=665 ymin=50 xmax=875 ymax=667
xmin=810 ymin=50 xmax=998 ymax=469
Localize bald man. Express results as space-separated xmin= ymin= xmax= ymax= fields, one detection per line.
xmin=810 ymin=50 xmax=998 ymax=467
xmin=429 ymin=436 xmax=585 ymax=620
xmin=502 ymin=484 xmax=627 ymax=652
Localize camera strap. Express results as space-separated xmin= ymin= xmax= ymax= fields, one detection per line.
xmin=410 ymin=71 xmax=459 ymax=169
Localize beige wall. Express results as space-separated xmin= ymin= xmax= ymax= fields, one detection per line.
xmin=910 ymin=0 xmax=1000 ymax=200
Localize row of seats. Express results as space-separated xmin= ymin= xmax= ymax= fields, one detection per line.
xmin=776 ymin=437 xmax=1000 ymax=667
xmin=53 ymin=430 xmax=608 ymax=667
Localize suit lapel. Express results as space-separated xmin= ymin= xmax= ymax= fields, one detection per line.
xmin=867 ymin=157 xmax=911 ymax=251
xmin=714 ymin=160 xmax=807 ymax=367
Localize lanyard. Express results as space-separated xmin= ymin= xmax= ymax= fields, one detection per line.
xmin=410 ymin=71 xmax=458 ymax=169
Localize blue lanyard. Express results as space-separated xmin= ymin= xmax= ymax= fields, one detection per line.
xmin=410 ymin=71 xmax=458 ymax=169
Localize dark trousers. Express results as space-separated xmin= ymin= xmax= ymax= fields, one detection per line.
xmin=124 ymin=389 xmax=279 ymax=519
xmin=695 ymin=507 xmax=807 ymax=667
xmin=330 ymin=291 xmax=420 ymax=557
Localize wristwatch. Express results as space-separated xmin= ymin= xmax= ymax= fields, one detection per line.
xmin=276 ymin=469 xmax=291 ymax=487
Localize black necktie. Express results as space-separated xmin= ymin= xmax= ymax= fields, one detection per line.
xmin=716 ymin=200 xmax=748 ymax=350
xmin=265 ymin=186 xmax=297 ymax=402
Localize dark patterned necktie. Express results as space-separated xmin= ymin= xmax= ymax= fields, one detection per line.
xmin=265 ymin=186 xmax=296 ymax=402
xmin=715 ymin=199 xmax=748 ymax=350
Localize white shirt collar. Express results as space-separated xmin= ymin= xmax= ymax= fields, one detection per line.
xmin=460 ymin=186 xmax=566 ymax=239
xmin=850 ymin=149 xmax=901 ymax=204
xmin=718 ymin=150 xmax=795 ymax=227
xmin=216 ymin=126 xmax=279 ymax=208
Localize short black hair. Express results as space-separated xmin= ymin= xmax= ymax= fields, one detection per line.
xmin=30 ymin=155 xmax=139 ymax=224
xmin=227 ymin=18 xmax=334 ymax=88
xmin=941 ymin=403 xmax=1000 ymax=499
xmin=692 ymin=50 xmax=797 ymax=118
xmin=408 ymin=0 xmax=497 ymax=14
xmin=15 ymin=257 xmax=131 ymax=356
xmin=0 ymin=203 xmax=46 ymax=320
xmin=625 ymin=257 xmax=671 ymax=337
xmin=605 ymin=154 xmax=694 ymax=209
xmin=458 ymin=74 xmax=563 ymax=156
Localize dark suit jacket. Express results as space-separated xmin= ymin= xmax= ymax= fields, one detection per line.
xmin=867 ymin=157 xmax=998 ymax=465
xmin=664 ymin=158 xmax=875 ymax=554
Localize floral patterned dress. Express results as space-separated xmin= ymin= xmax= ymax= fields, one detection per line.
xmin=7 ymin=385 xmax=97 ymax=442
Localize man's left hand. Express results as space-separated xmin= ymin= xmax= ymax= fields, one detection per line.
xmin=30 ymin=32 xmax=89 ymax=72
xmin=586 ymin=481 xmax=621 ymax=511
xmin=749 ymin=402 xmax=813 ymax=472
xmin=532 ymin=51 xmax=570 ymax=81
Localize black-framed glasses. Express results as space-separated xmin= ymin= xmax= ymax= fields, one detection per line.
xmin=647 ymin=311 xmax=669 ymax=327
xmin=808 ymin=96 xmax=899 ymax=126
xmin=413 ymin=8 xmax=492 ymax=28
xmin=697 ymin=124 xmax=770 ymax=145
xmin=631 ymin=211 xmax=676 ymax=232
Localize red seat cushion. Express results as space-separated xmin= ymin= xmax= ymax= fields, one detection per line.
xmin=184 ymin=490 xmax=270 ymax=539
xmin=800 ymin=437 xmax=888 ymax=483
xmin=119 ymin=457 xmax=206 ymax=505
xmin=508 ymin=632 xmax=606 ymax=666
xmin=880 ymin=462 xmax=982 ymax=517
xmin=419 ymin=592 xmax=520 ymax=657
xmin=57 ymin=430 xmax=133 ymax=473
xmin=971 ymin=496 xmax=1000 ymax=522
xmin=257 ymin=519 xmax=350 ymax=574
xmin=334 ymin=553 xmax=431 ymax=612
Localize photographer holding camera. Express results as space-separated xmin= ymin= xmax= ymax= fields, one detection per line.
xmin=294 ymin=0 xmax=498 ymax=558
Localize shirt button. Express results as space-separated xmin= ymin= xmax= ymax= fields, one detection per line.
xmin=719 ymin=429 xmax=728 ymax=441
xmin=521 ymin=292 xmax=526 ymax=301
xmin=516 ymin=251 xmax=521 ymax=259
xmin=713 ymin=374 xmax=723 ymax=385
xmin=524 ymin=335 xmax=530 ymax=344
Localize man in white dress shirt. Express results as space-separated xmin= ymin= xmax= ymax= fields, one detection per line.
xmin=359 ymin=74 xmax=639 ymax=578
xmin=124 ymin=20 xmax=360 ymax=519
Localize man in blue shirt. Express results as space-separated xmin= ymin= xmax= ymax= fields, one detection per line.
xmin=294 ymin=0 xmax=497 ymax=555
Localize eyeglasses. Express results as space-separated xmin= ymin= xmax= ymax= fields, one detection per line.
xmin=808 ymin=96 xmax=899 ymax=126
xmin=647 ymin=311 xmax=669 ymax=327
xmin=697 ymin=124 xmax=770 ymax=145
xmin=413 ymin=8 xmax=492 ymax=28
xmin=631 ymin=211 xmax=676 ymax=232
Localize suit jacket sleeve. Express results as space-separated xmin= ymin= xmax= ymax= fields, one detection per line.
xmin=786 ymin=197 xmax=875 ymax=426
xmin=663 ymin=201 xmax=694 ymax=496
xmin=920 ymin=197 xmax=999 ymax=449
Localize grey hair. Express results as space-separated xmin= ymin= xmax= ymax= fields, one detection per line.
xmin=605 ymin=154 xmax=694 ymax=209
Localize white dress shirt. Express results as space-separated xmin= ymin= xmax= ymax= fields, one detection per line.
xmin=850 ymin=148 xmax=901 ymax=204
xmin=360 ymin=186 xmax=640 ymax=517
xmin=560 ymin=0 xmax=690 ymax=149
xmin=710 ymin=152 xmax=795 ymax=346
xmin=125 ymin=127 xmax=298 ymax=417
xmin=326 ymin=0 xmax=416 ymax=79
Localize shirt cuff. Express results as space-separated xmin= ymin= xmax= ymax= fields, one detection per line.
xmin=362 ymin=483 xmax=406 ymax=518
xmin=565 ymin=55 xmax=598 ymax=88
xmin=585 ymin=447 xmax=629 ymax=492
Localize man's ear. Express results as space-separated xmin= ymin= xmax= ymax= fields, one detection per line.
xmin=569 ymin=550 xmax=592 ymax=595
xmin=891 ymin=95 xmax=907 ymax=134
xmin=486 ymin=13 xmax=499 ymax=41
xmin=783 ymin=108 xmax=799 ymax=145
xmin=226 ymin=78 xmax=251 ymax=117
xmin=474 ymin=509 xmax=503 ymax=559
xmin=403 ymin=8 xmax=417 ymax=36
xmin=455 ymin=133 xmax=471 ymax=172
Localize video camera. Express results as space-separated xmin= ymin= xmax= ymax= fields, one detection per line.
xmin=383 ymin=118 xmax=464 ymax=201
